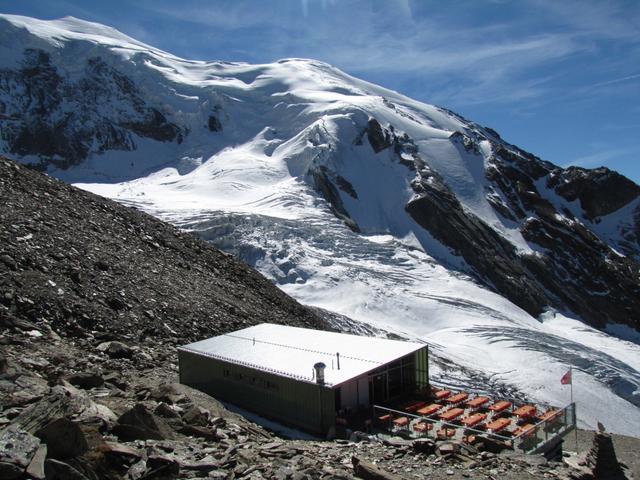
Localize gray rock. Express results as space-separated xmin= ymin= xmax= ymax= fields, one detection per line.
xmin=44 ymin=458 xmax=89 ymax=480
xmin=0 ymin=425 xmax=40 ymax=471
xmin=26 ymin=444 xmax=47 ymax=480
xmin=67 ymin=372 xmax=104 ymax=390
xmin=114 ymin=403 xmax=174 ymax=441
xmin=36 ymin=418 xmax=89 ymax=459
xmin=98 ymin=341 xmax=134 ymax=359
xmin=154 ymin=402 xmax=182 ymax=419
xmin=182 ymin=405 xmax=210 ymax=426
xmin=412 ymin=438 xmax=436 ymax=454
xmin=178 ymin=424 xmax=218 ymax=440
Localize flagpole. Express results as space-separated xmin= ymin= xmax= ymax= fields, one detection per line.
xmin=570 ymin=366 xmax=573 ymax=405
xmin=571 ymin=366 xmax=578 ymax=452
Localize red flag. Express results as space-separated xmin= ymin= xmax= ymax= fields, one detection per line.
xmin=561 ymin=369 xmax=572 ymax=385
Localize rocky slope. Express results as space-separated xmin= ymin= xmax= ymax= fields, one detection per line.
xmin=6 ymin=309 xmax=633 ymax=480
xmin=0 ymin=157 xmax=326 ymax=342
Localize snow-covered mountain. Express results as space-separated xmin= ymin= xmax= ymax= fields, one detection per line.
xmin=1 ymin=14 xmax=639 ymax=436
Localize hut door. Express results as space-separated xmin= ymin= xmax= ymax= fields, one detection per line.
xmin=334 ymin=387 xmax=342 ymax=412
xmin=370 ymin=373 xmax=388 ymax=404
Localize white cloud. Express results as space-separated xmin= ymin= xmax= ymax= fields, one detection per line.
xmin=564 ymin=147 xmax=636 ymax=169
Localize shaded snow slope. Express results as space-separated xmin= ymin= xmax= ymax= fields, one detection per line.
xmin=1 ymin=14 xmax=639 ymax=436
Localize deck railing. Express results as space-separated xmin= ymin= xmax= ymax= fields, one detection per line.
xmin=372 ymin=401 xmax=576 ymax=454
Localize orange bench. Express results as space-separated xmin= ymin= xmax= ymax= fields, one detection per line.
xmin=404 ymin=401 xmax=427 ymax=413
xmin=393 ymin=416 xmax=409 ymax=427
xmin=461 ymin=413 xmax=486 ymax=428
xmin=446 ymin=392 xmax=469 ymax=404
xmin=439 ymin=407 xmax=465 ymax=422
xmin=437 ymin=428 xmax=456 ymax=439
xmin=488 ymin=400 xmax=512 ymax=413
xmin=485 ymin=417 xmax=511 ymax=433
xmin=465 ymin=396 xmax=489 ymax=409
xmin=434 ymin=389 xmax=452 ymax=400
xmin=513 ymin=405 xmax=536 ymax=418
xmin=514 ymin=423 xmax=536 ymax=437
xmin=416 ymin=403 xmax=441 ymax=416
xmin=413 ymin=422 xmax=433 ymax=433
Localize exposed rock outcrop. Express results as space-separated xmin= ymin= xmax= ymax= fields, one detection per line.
xmin=0 ymin=50 xmax=183 ymax=170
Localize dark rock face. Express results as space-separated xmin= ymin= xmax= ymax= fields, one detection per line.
xmin=355 ymin=118 xmax=640 ymax=330
xmin=208 ymin=114 xmax=223 ymax=132
xmin=312 ymin=166 xmax=360 ymax=232
xmin=549 ymin=167 xmax=640 ymax=220
xmin=366 ymin=118 xmax=392 ymax=153
xmin=405 ymin=177 xmax=548 ymax=318
xmin=483 ymin=144 xmax=640 ymax=329
xmin=0 ymin=50 xmax=182 ymax=170
xmin=66 ymin=372 xmax=104 ymax=390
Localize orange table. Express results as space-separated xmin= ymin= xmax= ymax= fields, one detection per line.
xmin=439 ymin=407 xmax=465 ymax=422
xmin=446 ymin=392 xmax=469 ymax=404
xmin=539 ymin=409 xmax=559 ymax=422
xmin=465 ymin=396 xmax=489 ymax=409
xmin=435 ymin=390 xmax=451 ymax=400
xmin=413 ymin=422 xmax=433 ymax=433
xmin=416 ymin=403 xmax=441 ymax=416
xmin=393 ymin=416 xmax=409 ymax=427
xmin=488 ymin=400 xmax=512 ymax=413
xmin=404 ymin=401 xmax=427 ymax=413
xmin=461 ymin=413 xmax=487 ymax=428
xmin=485 ymin=417 xmax=511 ymax=433
xmin=514 ymin=423 xmax=536 ymax=437
xmin=513 ymin=405 xmax=536 ymax=418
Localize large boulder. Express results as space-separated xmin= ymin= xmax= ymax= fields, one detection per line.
xmin=44 ymin=459 xmax=90 ymax=480
xmin=35 ymin=418 xmax=89 ymax=459
xmin=97 ymin=341 xmax=134 ymax=359
xmin=0 ymin=426 xmax=41 ymax=479
xmin=113 ymin=404 xmax=174 ymax=441
xmin=66 ymin=372 xmax=104 ymax=390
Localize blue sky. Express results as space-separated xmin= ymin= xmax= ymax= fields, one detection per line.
xmin=2 ymin=0 xmax=639 ymax=183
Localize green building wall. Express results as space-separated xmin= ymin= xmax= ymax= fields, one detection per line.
xmin=178 ymin=349 xmax=336 ymax=435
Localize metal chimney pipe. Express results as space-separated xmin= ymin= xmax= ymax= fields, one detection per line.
xmin=336 ymin=352 xmax=340 ymax=370
xmin=314 ymin=362 xmax=326 ymax=385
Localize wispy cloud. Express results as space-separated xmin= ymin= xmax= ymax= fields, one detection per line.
xmin=564 ymin=147 xmax=637 ymax=169
xmin=589 ymin=73 xmax=640 ymax=89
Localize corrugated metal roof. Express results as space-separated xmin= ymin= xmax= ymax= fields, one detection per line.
xmin=178 ymin=323 xmax=425 ymax=387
